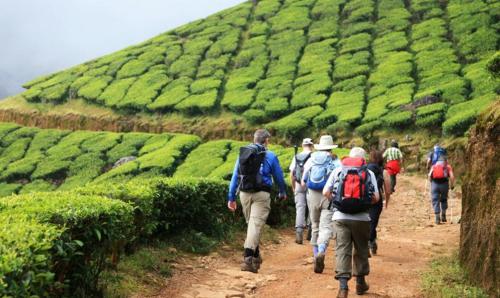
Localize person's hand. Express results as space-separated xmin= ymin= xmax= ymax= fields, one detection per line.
xmin=450 ymin=184 xmax=455 ymax=191
xmin=227 ymin=201 xmax=237 ymax=212
xmin=401 ymin=167 xmax=405 ymax=174
xmin=279 ymin=193 xmax=287 ymax=200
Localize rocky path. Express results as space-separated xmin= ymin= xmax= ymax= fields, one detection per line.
xmin=152 ymin=175 xmax=461 ymax=298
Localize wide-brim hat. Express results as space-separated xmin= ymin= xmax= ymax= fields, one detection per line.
xmin=314 ymin=135 xmax=338 ymax=150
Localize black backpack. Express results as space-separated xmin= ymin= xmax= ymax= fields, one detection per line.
xmin=293 ymin=152 xmax=311 ymax=182
xmin=238 ymin=144 xmax=267 ymax=192
xmin=367 ymin=163 xmax=384 ymax=195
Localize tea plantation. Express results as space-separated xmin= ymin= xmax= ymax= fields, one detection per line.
xmin=14 ymin=0 xmax=499 ymax=137
xmin=0 ymin=122 xmax=311 ymax=197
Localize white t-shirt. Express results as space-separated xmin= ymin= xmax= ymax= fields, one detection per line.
xmin=289 ymin=150 xmax=312 ymax=192
xmin=324 ymin=167 xmax=380 ymax=221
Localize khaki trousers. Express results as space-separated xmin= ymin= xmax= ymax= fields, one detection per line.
xmin=333 ymin=219 xmax=370 ymax=279
xmin=240 ymin=191 xmax=271 ymax=250
xmin=307 ymin=189 xmax=334 ymax=247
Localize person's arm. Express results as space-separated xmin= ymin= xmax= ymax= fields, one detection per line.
xmin=227 ymin=159 xmax=240 ymax=211
xmin=271 ymin=154 xmax=287 ymax=199
xmin=369 ymin=171 xmax=380 ymax=204
xmin=426 ymin=158 xmax=432 ymax=170
xmin=323 ymin=169 xmax=338 ymax=200
xmin=289 ymin=159 xmax=296 ymax=192
xmin=301 ymin=159 xmax=312 ymax=188
xmin=383 ymin=170 xmax=391 ymax=208
xmin=399 ymin=149 xmax=405 ymax=172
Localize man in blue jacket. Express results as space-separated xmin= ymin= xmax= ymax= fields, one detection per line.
xmin=228 ymin=129 xmax=287 ymax=273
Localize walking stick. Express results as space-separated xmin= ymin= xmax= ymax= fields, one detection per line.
xmin=424 ymin=178 xmax=430 ymax=220
xmin=449 ymin=189 xmax=454 ymax=225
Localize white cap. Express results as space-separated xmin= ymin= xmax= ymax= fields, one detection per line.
xmin=349 ymin=147 xmax=367 ymax=158
xmin=302 ymin=138 xmax=314 ymax=145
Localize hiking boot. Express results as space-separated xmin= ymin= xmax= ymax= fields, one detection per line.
xmin=441 ymin=213 xmax=447 ymax=222
xmin=295 ymin=230 xmax=303 ymax=244
xmin=435 ymin=214 xmax=441 ymax=225
xmin=336 ymin=288 xmax=348 ymax=298
xmin=241 ymin=256 xmax=258 ymax=273
xmin=313 ymin=252 xmax=325 ymax=273
xmin=253 ymin=255 xmax=262 ymax=270
xmin=356 ymin=281 xmax=369 ymax=295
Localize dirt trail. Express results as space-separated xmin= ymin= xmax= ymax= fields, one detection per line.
xmin=154 ymin=175 xmax=461 ymax=298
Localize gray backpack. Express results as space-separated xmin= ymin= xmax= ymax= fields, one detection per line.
xmin=293 ymin=152 xmax=311 ymax=182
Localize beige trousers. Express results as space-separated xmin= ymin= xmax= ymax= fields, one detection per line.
xmin=307 ymin=189 xmax=334 ymax=247
xmin=240 ymin=191 xmax=271 ymax=250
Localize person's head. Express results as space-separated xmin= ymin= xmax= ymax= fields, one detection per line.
xmin=434 ymin=143 xmax=441 ymax=150
xmin=349 ymin=147 xmax=367 ymax=159
xmin=302 ymin=138 xmax=314 ymax=151
xmin=254 ymin=129 xmax=271 ymax=146
xmin=314 ymin=135 xmax=337 ymax=153
xmin=391 ymin=140 xmax=399 ymax=148
xmin=369 ymin=149 xmax=384 ymax=167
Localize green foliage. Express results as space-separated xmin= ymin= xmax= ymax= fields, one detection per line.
xmin=269 ymin=5 xmax=311 ymax=33
xmin=422 ymin=254 xmax=489 ymax=298
xmin=98 ymin=78 xmax=136 ymax=107
xmin=19 ymin=180 xmax=56 ymax=194
xmin=148 ymin=77 xmax=192 ymax=111
xmin=221 ymin=89 xmax=255 ymax=112
xmin=117 ymin=70 xmax=169 ymax=110
xmin=443 ymin=94 xmax=496 ymax=136
xmin=266 ymin=105 xmax=323 ymax=137
xmin=77 ymin=76 xmax=113 ymax=100
xmin=175 ymin=89 xmax=219 ymax=114
xmin=174 ymin=140 xmax=231 ymax=178
xmin=243 ymin=109 xmax=267 ymax=124
xmin=381 ymin=111 xmax=413 ymax=128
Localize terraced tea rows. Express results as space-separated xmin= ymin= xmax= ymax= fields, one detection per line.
xmin=12 ymin=0 xmax=499 ymax=137
xmin=0 ymin=123 xmax=309 ymax=197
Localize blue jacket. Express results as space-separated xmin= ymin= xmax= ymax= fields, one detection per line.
xmin=228 ymin=144 xmax=286 ymax=201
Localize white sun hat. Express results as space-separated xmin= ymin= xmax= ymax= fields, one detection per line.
xmin=314 ymin=135 xmax=338 ymax=150
xmin=302 ymin=138 xmax=314 ymax=145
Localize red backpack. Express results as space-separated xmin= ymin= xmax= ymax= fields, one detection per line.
xmin=332 ymin=157 xmax=372 ymax=214
xmin=431 ymin=160 xmax=449 ymax=180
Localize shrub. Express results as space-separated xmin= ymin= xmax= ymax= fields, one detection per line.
xmin=1 ymin=152 xmax=44 ymax=181
xmin=381 ymin=111 xmax=413 ymax=128
xmin=148 ymin=77 xmax=192 ymax=111
xmin=221 ymin=89 xmax=255 ymax=112
xmin=266 ymin=105 xmax=324 ymax=137
xmin=255 ymin=0 xmax=281 ymax=20
xmin=1 ymin=126 xmax=38 ymax=146
xmin=174 ymin=140 xmax=231 ymax=178
xmin=269 ymin=6 xmax=311 ymax=32
xmin=0 ymin=183 xmax=22 ymax=197
xmin=168 ymin=55 xmax=200 ymax=78
xmin=265 ymin=97 xmax=289 ymax=118
xmin=339 ymin=33 xmax=371 ymax=54
xmin=18 ymin=180 xmax=56 ymax=194
xmin=243 ymin=109 xmax=267 ymax=124
xmin=0 ymin=138 xmax=31 ymax=171
xmin=99 ymin=78 xmax=137 ymax=108
xmin=175 ymin=90 xmax=219 ymax=114
xmin=116 ymin=59 xmax=156 ymax=79
xmin=137 ymin=134 xmax=201 ymax=174
xmin=0 ymin=192 xmax=134 ymax=297
xmin=107 ymin=133 xmax=152 ymax=163
xmin=77 ymin=76 xmax=113 ymax=101
xmin=190 ymin=78 xmax=221 ymax=94
xmin=416 ymin=102 xmax=447 ymax=117
xmin=197 ymin=55 xmax=230 ymax=78
xmin=117 ymin=70 xmax=169 ymax=110
xmin=416 ymin=112 xmax=443 ymax=128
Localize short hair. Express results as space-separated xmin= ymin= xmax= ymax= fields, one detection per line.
xmin=349 ymin=147 xmax=366 ymax=158
xmin=369 ymin=149 xmax=384 ymax=166
xmin=391 ymin=140 xmax=399 ymax=148
xmin=254 ymin=129 xmax=271 ymax=144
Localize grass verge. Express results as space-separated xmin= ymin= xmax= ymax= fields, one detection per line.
xmin=421 ymin=253 xmax=489 ymax=298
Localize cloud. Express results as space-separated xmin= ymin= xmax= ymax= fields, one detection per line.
xmin=0 ymin=0 xmax=243 ymax=98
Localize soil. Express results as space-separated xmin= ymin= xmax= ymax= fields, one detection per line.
xmin=144 ymin=174 xmax=461 ymax=298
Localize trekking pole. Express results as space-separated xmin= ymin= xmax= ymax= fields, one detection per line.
xmin=424 ymin=178 xmax=430 ymax=220
xmin=449 ymin=189 xmax=454 ymax=225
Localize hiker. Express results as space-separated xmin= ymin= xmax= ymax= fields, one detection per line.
xmin=367 ymin=149 xmax=391 ymax=256
xmin=301 ymin=135 xmax=341 ymax=273
xmin=428 ymin=149 xmax=455 ymax=224
xmin=426 ymin=144 xmax=447 ymax=170
xmin=289 ymin=138 xmax=314 ymax=244
xmin=383 ymin=140 xmax=403 ymax=193
xmin=227 ymin=129 xmax=287 ymax=273
xmin=323 ymin=147 xmax=380 ymax=298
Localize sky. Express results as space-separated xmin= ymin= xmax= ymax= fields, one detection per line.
xmin=0 ymin=0 xmax=243 ymax=99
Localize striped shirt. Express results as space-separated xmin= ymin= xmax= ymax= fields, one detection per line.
xmin=383 ymin=147 xmax=403 ymax=161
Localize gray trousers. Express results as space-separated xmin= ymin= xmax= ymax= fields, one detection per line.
xmin=294 ymin=183 xmax=307 ymax=230
xmin=431 ymin=181 xmax=449 ymax=214
xmin=307 ymin=189 xmax=334 ymax=247
xmin=333 ymin=219 xmax=370 ymax=279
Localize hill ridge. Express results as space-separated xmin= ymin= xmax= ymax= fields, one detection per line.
xmin=9 ymin=0 xmax=499 ymax=138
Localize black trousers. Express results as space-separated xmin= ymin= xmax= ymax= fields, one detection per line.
xmin=369 ymin=201 xmax=383 ymax=242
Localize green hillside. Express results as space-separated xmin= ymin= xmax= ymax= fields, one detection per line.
xmin=12 ymin=0 xmax=498 ymax=137
xmin=0 ymin=122 xmax=334 ymax=197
